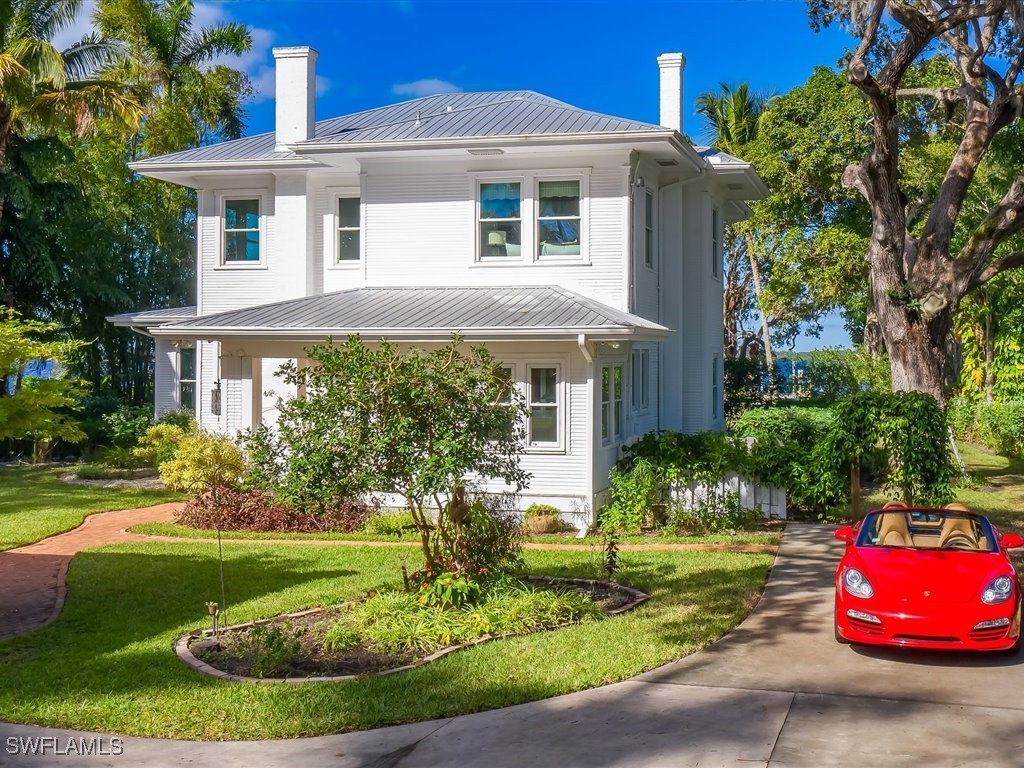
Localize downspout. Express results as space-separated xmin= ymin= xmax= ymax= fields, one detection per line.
xmin=577 ymin=333 xmax=595 ymax=538
xmin=626 ymin=150 xmax=639 ymax=313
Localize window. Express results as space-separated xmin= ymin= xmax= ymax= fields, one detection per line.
xmin=711 ymin=354 xmax=720 ymax=419
xmin=644 ymin=190 xmax=654 ymax=268
xmin=479 ymin=182 xmax=521 ymax=258
xmin=631 ymin=349 xmax=649 ymax=411
xmin=337 ymin=196 xmax=360 ymax=262
xmin=537 ymin=180 xmax=581 ymax=258
xmin=178 ymin=344 xmax=196 ymax=412
xmin=223 ymin=198 xmax=260 ymax=263
xmin=711 ymin=206 xmax=720 ymax=277
xmin=528 ymin=366 xmax=559 ymax=446
xmin=601 ymin=364 xmax=623 ymax=444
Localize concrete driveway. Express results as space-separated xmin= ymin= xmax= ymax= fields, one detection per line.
xmin=3 ymin=525 xmax=1024 ymax=767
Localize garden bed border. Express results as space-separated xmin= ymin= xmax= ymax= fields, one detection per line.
xmin=174 ymin=577 xmax=651 ymax=684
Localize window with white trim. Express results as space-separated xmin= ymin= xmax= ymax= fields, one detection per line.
xmin=528 ymin=365 xmax=560 ymax=446
xmin=223 ymin=198 xmax=260 ymax=263
xmin=712 ymin=354 xmax=720 ymax=419
xmin=711 ymin=206 xmax=720 ymax=278
xmin=631 ymin=349 xmax=649 ymax=411
xmin=479 ymin=182 xmax=522 ymax=259
xmin=336 ymin=196 xmax=360 ymax=262
xmin=178 ymin=344 xmax=196 ymax=412
xmin=537 ymin=179 xmax=581 ymax=259
xmin=644 ymin=190 xmax=655 ymax=268
xmin=601 ymin=364 xmax=623 ymax=444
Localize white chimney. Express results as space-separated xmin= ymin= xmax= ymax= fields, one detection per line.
xmin=273 ymin=46 xmax=318 ymax=149
xmin=657 ymin=52 xmax=685 ymax=134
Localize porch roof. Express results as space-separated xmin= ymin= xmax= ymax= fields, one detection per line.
xmin=148 ymin=286 xmax=672 ymax=342
xmin=106 ymin=306 xmax=197 ymax=333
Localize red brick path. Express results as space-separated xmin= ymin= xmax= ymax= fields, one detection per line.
xmin=0 ymin=503 xmax=182 ymax=640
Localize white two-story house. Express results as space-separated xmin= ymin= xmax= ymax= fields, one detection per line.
xmin=110 ymin=47 xmax=766 ymax=523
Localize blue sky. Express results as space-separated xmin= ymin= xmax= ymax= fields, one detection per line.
xmin=61 ymin=0 xmax=858 ymax=350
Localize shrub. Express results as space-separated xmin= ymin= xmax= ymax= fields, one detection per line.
xmin=524 ymin=503 xmax=561 ymax=519
xmin=664 ymin=488 xmax=762 ymax=534
xmin=601 ymin=458 xmax=662 ymax=534
xmin=946 ymin=396 xmax=979 ymax=442
xmin=446 ymin=494 xmax=524 ymax=579
xmin=363 ymin=510 xmax=418 ymax=538
xmin=95 ymin=444 xmax=145 ymax=469
xmin=156 ymin=408 xmax=197 ymax=431
xmin=733 ymin=406 xmax=834 ymax=446
xmin=177 ymin=487 xmax=374 ymax=533
xmin=159 ymin=432 xmax=246 ymax=495
xmin=102 ymin=405 xmax=152 ymax=448
xmin=235 ymin=623 xmax=305 ymax=679
xmin=724 ymin=357 xmax=772 ymax=424
xmin=132 ymin=423 xmax=187 ymax=467
xmin=417 ymin=572 xmax=482 ymax=608
xmin=977 ymin=401 xmax=1024 ymax=457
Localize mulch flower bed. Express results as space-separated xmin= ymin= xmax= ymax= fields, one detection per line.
xmin=178 ymin=577 xmax=650 ymax=683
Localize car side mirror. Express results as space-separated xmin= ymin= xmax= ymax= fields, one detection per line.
xmin=1001 ymin=533 xmax=1024 ymax=549
xmin=834 ymin=526 xmax=855 ymax=543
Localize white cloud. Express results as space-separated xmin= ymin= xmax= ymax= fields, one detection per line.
xmin=392 ymin=78 xmax=463 ymax=98
xmin=50 ymin=0 xmax=97 ymax=52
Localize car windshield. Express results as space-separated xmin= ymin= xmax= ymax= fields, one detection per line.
xmin=857 ymin=509 xmax=998 ymax=552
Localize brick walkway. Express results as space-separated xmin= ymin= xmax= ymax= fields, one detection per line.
xmin=0 ymin=503 xmax=182 ymax=640
xmin=0 ymin=502 xmax=775 ymax=641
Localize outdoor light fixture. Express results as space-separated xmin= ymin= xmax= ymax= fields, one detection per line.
xmin=206 ymin=601 xmax=220 ymax=635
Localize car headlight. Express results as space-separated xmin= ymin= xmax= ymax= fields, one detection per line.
xmin=982 ymin=576 xmax=1014 ymax=605
xmin=843 ymin=567 xmax=874 ymax=598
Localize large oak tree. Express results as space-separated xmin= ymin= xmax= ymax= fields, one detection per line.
xmin=813 ymin=1 xmax=1024 ymax=405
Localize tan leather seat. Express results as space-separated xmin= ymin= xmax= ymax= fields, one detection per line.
xmin=882 ymin=501 xmax=909 ymax=510
xmin=876 ymin=512 xmax=912 ymax=547
xmin=938 ymin=515 xmax=978 ymax=549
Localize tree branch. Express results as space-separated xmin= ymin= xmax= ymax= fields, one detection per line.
xmin=957 ymin=176 xmax=1024 ymax=290
xmin=970 ymin=252 xmax=1024 ymax=289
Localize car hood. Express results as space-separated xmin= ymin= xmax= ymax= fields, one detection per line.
xmin=848 ymin=547 xmax=1012 ymax=606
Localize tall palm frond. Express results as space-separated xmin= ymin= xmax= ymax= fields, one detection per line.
xmin=61 ymin=31 xmax=122 ymax=80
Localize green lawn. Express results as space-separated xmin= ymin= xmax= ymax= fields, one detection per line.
xmin=0 ymin=465 xmax=183 ymax=551
xmin=0 ymin=541 xmax=772 ymax=739
xmin=130 ymin=520 xmax=780 ymax=547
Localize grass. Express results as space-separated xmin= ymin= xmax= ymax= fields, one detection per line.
xmin=0 ymin=541 xmax=772 ymax=739
xmin=0 ymin=464 xmax=183 ymax=551
xmin=129 ymin=520 xmax=780 ymax=547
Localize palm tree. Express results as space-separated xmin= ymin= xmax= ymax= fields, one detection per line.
xmin=694 ymin=82 xmax=767 ymax=156
xmin=696 ymin=82 xmax=776 ymax=367
xmin=0 ymin=0 xmax=139 ymax=218
xmin=96 ymin=0 xmax=252 ymax=154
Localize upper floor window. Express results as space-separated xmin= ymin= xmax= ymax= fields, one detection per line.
xmin=337 ymin=196 xmax=361 ymax=262
xmin=711 ymin=206 xmax=720 ymax=278
xmin=224 ymin=198 xmax=260 ymax=263
xmin=178 ymin=344 xmax=196 ymax=412
xmin=631 ymin=349 xmax=649 ymax=412
xmin=479 ymin=182 xmax=521 ymax=259
xmin=644 ymin=190 xmax=655 ymax=268
xmin=537 ymin=180 xmax=580 ymax=259
xmin=601 ymin=364 xmax=623 ymax=444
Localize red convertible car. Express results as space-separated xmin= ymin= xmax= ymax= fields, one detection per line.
xmin=834 ymin=503 xmax=1024 ymax=651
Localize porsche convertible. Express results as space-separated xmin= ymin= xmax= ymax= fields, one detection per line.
xmin=834 ymin=503 xmax=1024 ymax=651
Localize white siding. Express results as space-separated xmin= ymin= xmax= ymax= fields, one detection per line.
xmin=154 ymin=338 xmax=177 ymax=417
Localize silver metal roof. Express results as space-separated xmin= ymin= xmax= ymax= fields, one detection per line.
xmin=152 ymin=287 xmax=671 ymax=340
xmin=133 ymin=91 xmax=665 ymax=166
xmin=107 ymin=306 xmax=197 ymax=327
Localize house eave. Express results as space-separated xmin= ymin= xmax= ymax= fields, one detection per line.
xmin=150 ymin=325 xmax=674 ymax=343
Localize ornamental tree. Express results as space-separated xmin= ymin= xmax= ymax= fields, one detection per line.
xmin=245 ymin=335 xmax=529 ymax=571
xmin=811 ymin=1 xmax=1024 ymax=404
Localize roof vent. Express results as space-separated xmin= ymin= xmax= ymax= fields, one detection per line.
xmin=656 ymin=159 xmax=679 ymax=167
xmin=415 ymin=109 xmax=422 ymax=126
xmin=468 ymin=148 xmax=504 ymax=155
xmin=446 ymin=105 xmax=453 ymax=112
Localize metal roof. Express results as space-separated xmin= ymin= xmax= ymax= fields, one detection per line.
xmin=107 ymin=306 xmax=197 ymax=327
xmin=152 ymin=287 xmax=671 ymax=340
xmin=695 ymin=146 xmax=749 ymax=165
xmin=133 ymin=91 xmax=665 ymax=166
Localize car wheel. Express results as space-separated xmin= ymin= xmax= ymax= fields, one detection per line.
xmin=835 ymin=625 xmax=851 ymax=645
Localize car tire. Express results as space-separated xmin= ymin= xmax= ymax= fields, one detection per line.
xmin=835 ymin=625 xmax=851 ymax=645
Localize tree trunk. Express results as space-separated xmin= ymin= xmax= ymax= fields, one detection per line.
xmin=745 ymin=233 xmax=774 ymax=369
